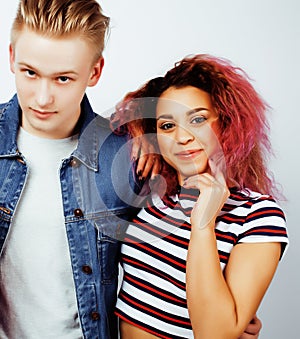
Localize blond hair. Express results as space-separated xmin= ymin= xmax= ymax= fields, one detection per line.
xmin=11 ymin=0 xmax=110 ymax=61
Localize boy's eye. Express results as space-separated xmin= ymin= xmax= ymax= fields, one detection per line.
xmin=58 ymin=76 xmax=70 ymax=83
xmin=26 ymin=69 xmax=36 ymax=77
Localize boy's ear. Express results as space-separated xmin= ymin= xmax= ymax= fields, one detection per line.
xmin=9 ymin=44 xmax=16 ymax=73
xmin=88 ymin=57 xmax=104 ymax=87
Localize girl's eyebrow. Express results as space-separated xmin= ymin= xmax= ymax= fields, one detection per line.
xmin=157 ymin=107 xmax=209 ymax=120
xmin=186 ymin=107 xmax=209 ymax=116
xmin=156 ymin=113 xmax=173 ymax=120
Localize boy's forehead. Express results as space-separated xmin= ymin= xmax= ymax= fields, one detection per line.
xmin=13 ymin=28 xmax=96 ymax=72
xmin=14 ymin=27 xmax=87 ymax=49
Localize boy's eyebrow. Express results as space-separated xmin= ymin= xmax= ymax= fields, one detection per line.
xmin=157 ymin=107 xmax=209 ymax=120
xmin=17 ymin=62 xmax=79 ymax=76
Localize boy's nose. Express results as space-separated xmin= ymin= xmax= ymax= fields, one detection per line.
xmin=35 ymin=80 xmax=54 ymax=107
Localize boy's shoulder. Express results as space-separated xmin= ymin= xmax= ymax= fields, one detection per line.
xmin=0 ymin=101 xmax=8 ymax=113
xmin=0 ymin=100 xmax=11 ymax=119
xmin=93 ymin=113 xmax=111 ymax=130
xmin=0 ymin=95 xmax=18 ymax=117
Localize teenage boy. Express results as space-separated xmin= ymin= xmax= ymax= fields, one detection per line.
xmin=0 ymin=1 xmax=136 ymax=338
xmin=0 ymin=0 xmax=262 ymax=338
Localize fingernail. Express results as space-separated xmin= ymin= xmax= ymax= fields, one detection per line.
xmin=150 ymin=175 xmax=157 ymax=182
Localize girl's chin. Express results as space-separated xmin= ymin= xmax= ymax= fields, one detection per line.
xmin=178 ymin=168 xmax=209 ymax=184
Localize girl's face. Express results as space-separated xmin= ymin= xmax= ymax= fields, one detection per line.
xmin=156 ymin=86 xmax=221 ymax=185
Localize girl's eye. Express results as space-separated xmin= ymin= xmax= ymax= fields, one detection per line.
xmin=159 ymin=122 xmax=175 ymax=130
xmin=191 ymin=116 xmax=207 ymax=124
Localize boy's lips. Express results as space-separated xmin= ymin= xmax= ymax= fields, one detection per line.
xmin=31 ymin=108 xmax=57 ymax=118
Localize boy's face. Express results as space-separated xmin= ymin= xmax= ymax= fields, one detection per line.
xmin=10 ymin=28 xmax=103 ymax=139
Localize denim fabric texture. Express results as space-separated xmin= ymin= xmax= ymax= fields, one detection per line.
xmin=0 ymin=94 xmax=140 ymax=339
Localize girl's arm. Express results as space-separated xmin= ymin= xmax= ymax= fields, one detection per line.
xmin=184 ymin=171 xmax=281 ymax=339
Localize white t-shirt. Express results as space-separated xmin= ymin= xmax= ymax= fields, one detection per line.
xmin=0 ymin=128 xmax=83 ymax=339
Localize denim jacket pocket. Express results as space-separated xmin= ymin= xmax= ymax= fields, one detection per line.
xmin=94 ymin=210 xmax=129 ymax=284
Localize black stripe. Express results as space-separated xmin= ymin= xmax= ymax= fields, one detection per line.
xmin=116 ymin=308 xmax=189 ymax=339
xmin=122 ymin=238 xmax=187 ymax=273
xmin=122 ymin=271 xmax=187 ymax=305
xmin=118 ymin=289 xmax=191 ymax=329
xmin=121 ymin=253 xmax=186 ymax=290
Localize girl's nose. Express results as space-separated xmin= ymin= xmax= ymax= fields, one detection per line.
xmin=175 ymin=125 xmax=194 ymax=144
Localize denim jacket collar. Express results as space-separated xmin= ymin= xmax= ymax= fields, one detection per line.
xmin=0 ymin=94 xmax=20 ymax=157
xmin=0 ymin=93 xmax=102 ymax=171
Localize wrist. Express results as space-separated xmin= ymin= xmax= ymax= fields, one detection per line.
xmin=190 ymin=221 xmax=215 ymax=238
xmin=191 ymin=217 xmax=216 ymax=231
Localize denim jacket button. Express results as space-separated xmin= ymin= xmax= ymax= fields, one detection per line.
xmin=0 ymin=206 xmax=11 ymax=214
xmin=74 ymin=208 xmax=84 ymax=217
xmin=17 ymin=157 xmax=26 ymax=165
xmin=70 ymin=158 xmax=80 ymax=168
xmin=90 ymin=311 xmax=100 ymax=321
xmin=82 ymin=265 xmax=93 ymax=275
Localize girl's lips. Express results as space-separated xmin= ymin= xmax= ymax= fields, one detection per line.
xmin=175 ymin=149 xmax=204 ymax=159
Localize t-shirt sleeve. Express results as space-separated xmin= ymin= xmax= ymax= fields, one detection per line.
xmin=237 ymin=197 xmax=288 ymax=259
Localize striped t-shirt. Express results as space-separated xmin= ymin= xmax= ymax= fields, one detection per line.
xmin=115 ymin=187 xmax=288 ymax=339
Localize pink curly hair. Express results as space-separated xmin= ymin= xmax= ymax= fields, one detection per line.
xmin=111 ymin=54 xmax=277 ymax=197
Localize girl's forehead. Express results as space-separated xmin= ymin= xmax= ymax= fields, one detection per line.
xmin=156 ymin=86 xmax=216 ymax=119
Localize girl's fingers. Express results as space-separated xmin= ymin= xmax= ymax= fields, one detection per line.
xmin=183 ymin=174 xmax=213 ymax=190
xmin=208 ymin=155 xmax=227 ymax=186
xmin=130 ymin=136 xmax=141 ymax=162
xmin=151 ymin=156 xmax=161 ymax=180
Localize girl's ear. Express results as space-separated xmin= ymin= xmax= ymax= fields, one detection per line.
xmin=88 ymin=57 xmax=104 ymax=87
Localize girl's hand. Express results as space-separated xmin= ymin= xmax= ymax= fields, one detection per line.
xmin=239 ymin=315 xmax=262 ymax=339
xmin=183 ymin=158 xmax=229 ymax=230
xmin=131 ymin=134 xmax=161 ymax=181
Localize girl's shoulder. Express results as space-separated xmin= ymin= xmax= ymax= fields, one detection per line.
xmin=218 ymin=188 xmax=288 ymax=257
xmin=226 ymin=188 xmax=284 ymax=216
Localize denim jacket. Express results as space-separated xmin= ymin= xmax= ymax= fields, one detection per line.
xmin=0 ymin=94 xmax=140 ymax=338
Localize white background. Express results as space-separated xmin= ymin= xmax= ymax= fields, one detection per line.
xmin=1 ymin=1 xmax=299 ymax=337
